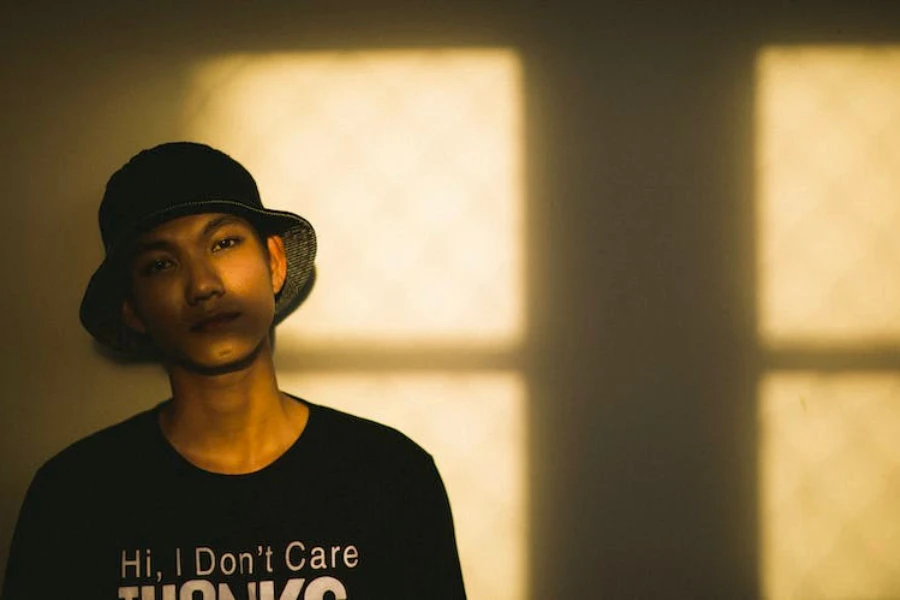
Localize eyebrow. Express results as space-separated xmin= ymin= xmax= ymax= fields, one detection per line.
xmin=201 ymin=214 xmax=247 ymax=237
xmin=131 ymin=238 xmax=174 ymax=257
xmin=131 ymin=215 xmax=249 ymax=256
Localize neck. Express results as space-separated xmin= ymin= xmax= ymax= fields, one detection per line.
xmin=160 ymin=340 xmax=309 ymax=474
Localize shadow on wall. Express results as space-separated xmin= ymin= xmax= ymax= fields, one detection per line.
xmin=11 ymin=2 xmax=900 ymax=598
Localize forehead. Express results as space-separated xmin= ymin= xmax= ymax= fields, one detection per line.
xmin=134 ymin=212 xmax=255 ymax=246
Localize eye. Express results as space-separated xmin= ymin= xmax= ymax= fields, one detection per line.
xmin=141 ymin=258 xmax=174 ymax=276
xmin=212 ymin=236 xmax=243 ymax=252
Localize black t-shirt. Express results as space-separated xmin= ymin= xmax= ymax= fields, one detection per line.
xmin=2 ymin=397 xmax=467 ymax=599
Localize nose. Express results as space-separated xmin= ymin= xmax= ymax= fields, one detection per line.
xmin=184 ymin=256 xmax=224 ymax=305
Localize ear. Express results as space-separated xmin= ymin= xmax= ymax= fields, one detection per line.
xmin=121 ymin=297 xmax=147 ymax=334
xmin=267 ymin=234 xmax=288 ymax=295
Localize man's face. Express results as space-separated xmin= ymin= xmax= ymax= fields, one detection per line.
xmin=122 ymin=212 xmax=287 ymax=373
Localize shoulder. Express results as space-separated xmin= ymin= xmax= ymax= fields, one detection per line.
xmin=305 ymin=400 xmax=431 ymax=458
xmin=34 ymin=404 xmax=161 ymax=485
xmin=299 ymin=399 xmax=439 ymax=477
xmin=293 ymin=400 xmax=452 ymax=519
xmin=305 ymin=401 xmax=420 ymax=447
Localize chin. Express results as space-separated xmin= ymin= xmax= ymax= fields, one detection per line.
xmin=172 ymin=338 xmax=268 ymax=376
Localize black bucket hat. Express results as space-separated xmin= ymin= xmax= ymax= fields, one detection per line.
xmin=79 ymin=141 xmax=317 ymax=354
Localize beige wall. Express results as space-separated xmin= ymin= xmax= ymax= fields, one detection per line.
xmin=2 ymin=2 xmax=899 ymax=598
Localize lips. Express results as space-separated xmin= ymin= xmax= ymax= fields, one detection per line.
xmin=190 ymin=311 xmax=241 ymax=333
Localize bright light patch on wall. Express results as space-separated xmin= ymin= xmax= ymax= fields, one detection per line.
xmin=757 ymin=46 xmax=900 ymax=349
xmin=757 ymin=46 xmax=900 ymax=600
xmin=759 ymin=372 xmax=900 ymax=599
xmin=184 ymin=50 xmax=523 ymax=350
xmin=184 ymin=50 xmax=528 ymax=600
xmin=279 ymin=372 xmax=527 ymax=600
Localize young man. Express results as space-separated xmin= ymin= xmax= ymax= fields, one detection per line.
xmin=2 ymin=142 xmax=467 ymax=599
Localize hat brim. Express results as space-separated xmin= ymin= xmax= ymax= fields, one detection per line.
xmin=79 ymin=200 xmax=316 ymax=355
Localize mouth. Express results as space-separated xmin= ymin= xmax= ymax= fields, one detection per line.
xmin=190 ymin=311 xmax=241 ymax=333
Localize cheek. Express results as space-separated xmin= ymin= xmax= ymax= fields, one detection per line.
xmin=228 ymin=253 xmax=277 ymax=295
xmin=235 ymin=267 xmax=278 ymax=313
xmin=130 ymin=282 xmax=181 ymax=329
